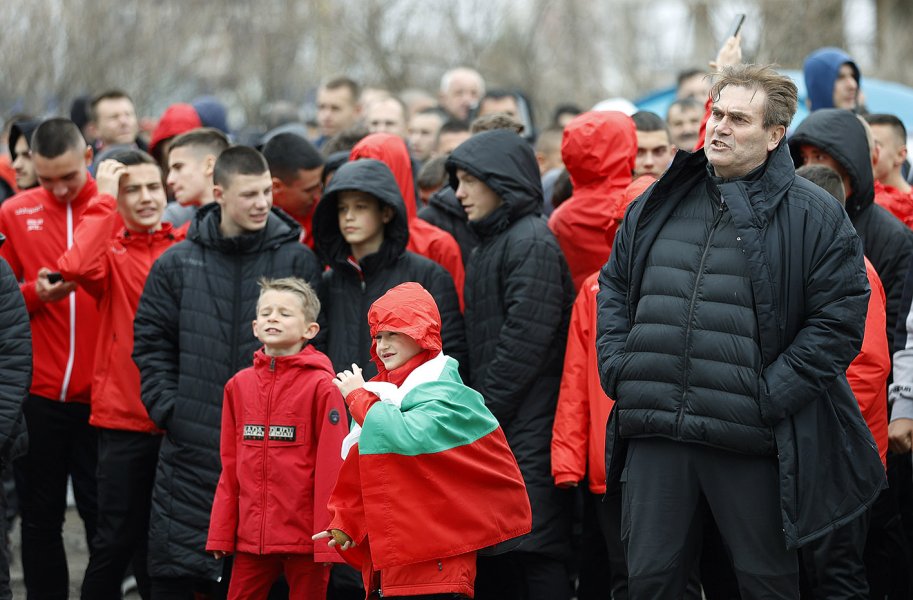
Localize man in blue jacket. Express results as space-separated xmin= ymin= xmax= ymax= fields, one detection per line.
xmin=803 ymin=47 xmax=860 ymax=112
xmin=597 ymin=64 xmax=885 ymax=598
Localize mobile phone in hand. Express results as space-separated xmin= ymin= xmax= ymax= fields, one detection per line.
xmin=46 ymin=272 xmax=64 ymax=284
xmin=727 ymin=13 xmax=746 ymax=39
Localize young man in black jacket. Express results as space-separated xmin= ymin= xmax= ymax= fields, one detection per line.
xmin=446 ymin=129 xmax=575 ymax=600
xmin=133 ymin=146 xmax=322 ymax=597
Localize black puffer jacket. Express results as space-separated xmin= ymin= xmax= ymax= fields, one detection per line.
xmin=313 ymin=159 xmax=466 ymax=380
xmin=133 ymin=204 xmax=321 ymax=580
xmin=789 ymin=109 xmax=913 ymax=350
xmin=446 ymin=130 xmax=575 ymax=560
xmin=598 ymin=142 xmax=885 ymax=549
xmin=0 ymin=236 xmax=29 ymax=463
xmin=418 ymin=186 xmax=479 ymax=265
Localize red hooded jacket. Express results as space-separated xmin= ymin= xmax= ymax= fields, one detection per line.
xmin=57 ymin=193 xmax=183 ymax=432
xmin=350 ymin=134 xmax=465 ymax=309
xmin=874 ymin=180 xmax=913 ymax=229
xmin=0 ymin=178 xmax=101 ymax=403
xmin=207 ymin=345 xmax=348 ymax=560
xmin=548 ymin=111 xmax=637 ymax=290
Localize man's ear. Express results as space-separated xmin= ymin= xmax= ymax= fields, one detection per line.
xmin=203 ymin=155 xmax=217 ymax=178
xmin=213 ymin=184 xmax=224 ymax=205
xmin=381 ymin=205 xmax=395 ymax=224
xmin=272 ymin=176 xmax=286 ymax=196
xmin=767 ymin=125 xmax=786 ymax=151
xmin=83 ymin=145 xmax=94 ymax=167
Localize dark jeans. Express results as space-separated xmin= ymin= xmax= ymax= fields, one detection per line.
xmin=14 ymin=395 xmax=97 ymax=599
xmin=621 ymin=438 xmax=798 ymax=599
xmin=80 ymin=428 xmax=161 ymax=600
xmin=475 ymin=551 xmax=572 ymax=600
xmin=798 ymin=509 xmax=870 ymax=599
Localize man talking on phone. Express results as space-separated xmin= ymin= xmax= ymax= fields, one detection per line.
xmin=0 ymin=118 xmax=101 ymax=598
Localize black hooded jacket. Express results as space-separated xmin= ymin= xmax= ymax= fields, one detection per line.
xmin=789 ymin=109 xmax=913 ymax=350
xmin=418 ymin=186 xmax=479 ymax=265
xmin=132 ymin=204 xmax=322 ymax=580
xmin=0 ymin=235 xmax=29 ymax=463
xmin=312 ymin=159 xmax=466 ymax=380
xmin=446 ymin=130 xmax=575 ymax=560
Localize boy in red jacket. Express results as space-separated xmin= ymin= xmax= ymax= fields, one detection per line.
xmin=207 ymin=277 xmax=348 ymax=599
xmin=314 ymin=282 xmax=531 ymax=599
xmin=56 ymin=149 xmax=182 ymax=598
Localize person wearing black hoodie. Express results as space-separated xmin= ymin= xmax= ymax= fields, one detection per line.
xmin=312 ymin=158 xmax=466 ymax=381
xmin=132 ymin=146 xmax=322 ymax=597
xmin=446 ymin=129 xmax=575 ymax=600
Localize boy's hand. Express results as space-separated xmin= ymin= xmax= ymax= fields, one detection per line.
xmin=36 ymin=267 xmax=77 ymax=303
xmin=96 ymin=159 xmax=127 ymax=198
xmin=313 ymin=529 xmax=356 ymax=551
xmin=333 ymin=364 xmax=366 ymax=398
xmin=211 ymin=550 xmax=230 ymax=560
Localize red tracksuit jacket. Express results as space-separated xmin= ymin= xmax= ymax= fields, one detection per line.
xmin=57 ymin=193 xmax=183 ymax=432
xmin=0 ymin=179 xmax=100 ymax=403
xmin=207 ymin=346 xmax=348 ymax=561
xmin=874 ymin=180 xmax=913 ymax=230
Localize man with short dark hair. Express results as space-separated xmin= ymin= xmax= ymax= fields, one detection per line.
xmin=364 ymin=95 xmax=408 ymax=139
xmin=434 ymin=119 xmax=471 ymax=157
xmin=866 ymin=113 xmax=913 ymax=227
xmin=316 ymin=77 xmax=361 ymax=148
xmin=0 ymin=118 xmax=100 ymax=598
xmin=133 ymin=145 xmax=323 ymax=596
xmin=408 ymin=108 xmax=446 ymax=164
xmin=666 ymin=98 xmax=704 ymax=151
xmin=262 ymin=132 xmax=324 ymax=247
xmin=631 ymin=111 xmax=674 ymax=178
xmin=599 ymin=65 xmax=884 ymax=596
xmin=164 ymin=127 xmax=230 ymax=230
xmin=90 ymin=90 xmax=142 ymax=152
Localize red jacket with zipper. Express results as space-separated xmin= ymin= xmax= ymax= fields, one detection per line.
xmin=207 ymin=346 xmax=348 ymax=561
xmin=57 ymin=193 xmax=183 ymax=432
xmin=0 ymin=178 xmax=100 ymax=403
xmin=874 ymin=180 xmax=913 ymax=229
xmin=350 ymin=134 xmax=466 ymax=309
xmin=548 ymin=111 xmax=636 ymax=290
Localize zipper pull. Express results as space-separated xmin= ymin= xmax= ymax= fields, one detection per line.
xmin=270 ymin=357 xmax=276 ymax=371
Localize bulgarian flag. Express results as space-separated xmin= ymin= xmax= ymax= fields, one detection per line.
xmin=336 ymin=352 xmax=532 ymax=570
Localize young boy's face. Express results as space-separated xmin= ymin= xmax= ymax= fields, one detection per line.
xmin=374 ymin=330 xmax=423 ymax=371
xmin=118 ymin=163 xmax=167 ymax=232
xmin=216 ymin=171 xmax=273 ymax=238
xmin=454 ymin=168 xmax=503 ymax=222
xmin=252 ymin=289 xmax=319 ymax=357
xmin=167 ymin=146 xmax=215 ymax=206
xmin=337 ymin=191 xmax=392 ymax=251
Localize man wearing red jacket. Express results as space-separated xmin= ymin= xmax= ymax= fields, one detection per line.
xmin=0 ymin=118 xmax=100 ymax=598
xmin=57 ymin=149 xmax=183 ymax=599
xmin=866 ymin=114 xmax=913 ymax=229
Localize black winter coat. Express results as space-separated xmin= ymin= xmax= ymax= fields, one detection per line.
xmin=447 ymin=130 xmax=575 ymax=560
xmin=132 ymin=204 xmax=322 ymax=580
xmin=789 ymin=109 xmax=913 ymax=351
xmin=598 ymin=142 xmax=886 ymax=549
xmin=0 ymin=237 xmax=29 ymax=462
xmin=313 ymin=159 xmax=466 ymax=380
xmin=417 ymin=186 xmax=479 ymax=265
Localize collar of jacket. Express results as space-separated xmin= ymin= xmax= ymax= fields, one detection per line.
xmin=189 ymin=203 xmax=301 ymax=254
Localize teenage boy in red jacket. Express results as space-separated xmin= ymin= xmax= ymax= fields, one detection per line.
xmin=0 ymin=118 xmax=100 ymax=598
xmin=56 ymin=149 xmax=183 ymax=598
xmin=207 ymin=277 xmax=348 ymax=599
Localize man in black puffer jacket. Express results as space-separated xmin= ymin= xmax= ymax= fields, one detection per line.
xmin=446 ymin=129 xmax=575 ymax=600
xmin=133 ymin=147 xmax=322 ymax=596
xmin=598 ymin=65 xmax=884 ymax=598
xmin=0 ymin=235 xmax=30 ymax=599
xmin=313 ymin=158 xmax=466 ymax=380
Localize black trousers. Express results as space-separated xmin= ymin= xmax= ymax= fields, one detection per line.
xmin=14 ymin=395 xmax=98 ymax=599
xmin=0 ymin=479 xmax=11 ymax=600
xmin=474 ymin=551 xmax=572 ymax=600
xmin=621 ymin=438 xmax=798 ymax=599
xmin=80 ymin=428 xmax=162 ymax=599
xmin=797 ymin=508 xmax=869 ymax=599
xmin=593 ymin=491 xmax=629 ymax=600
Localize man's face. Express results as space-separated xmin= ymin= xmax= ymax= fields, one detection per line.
xmin=94 ymin=97 xmax=139 ymax=146
xmin=455 ymin=168 xmax=502 ymax=221
xmin=274 ymin=166 xmax=323 ymax=218
xmin=634 ymin=130 xmax=674 ymax=178
xmin=833 ymin=64 xmax=859 ymax=110
xmin=705 ymin=85 xmax=783 ymax=179
xmin=869 ymin=124 xmax=903 ymax=183
xmin=118 ymin=163 xmax=166 ymax=232
xmin=12 ymin=136 xmax=37 ymax=189
xmin=798 ymin=144 xmax=853 ymax=197
xmin=440 ymin=72 xmax=483 ymax=120
xmin=366 ymin=98 xmax=407 ymax=138
xmin=408 ymin=113 xmax=443 ymax=162
xmin=477 ymin=96 xmax=519 ymax=119
xmin=435 ymin=131 xmax=471 ymax=157
xmin=216 ymin=172 xmax=273 ymax=237
xmin=667 ymin=104 xmax=703 ymax=151
xmin=317 ymin=86 xmax=359 ymax=138
xmin=166 ymin=146 xmax=213 ymax=206
xmin=34 ymin=147 xmax=91 ymax=203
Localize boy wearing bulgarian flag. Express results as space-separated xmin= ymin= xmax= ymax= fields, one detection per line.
xmin=314 ymin=282 xmax=531 ymax=599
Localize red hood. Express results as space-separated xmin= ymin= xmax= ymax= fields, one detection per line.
xmin=367 ymin=282 xmax=443 ymax=375
xmin=149 ymin=104 xmax=203 ymax=156
xmin=562 ymin=111 xmax=636 ymax=195
xmin=351 ymin=133 xmax=418 ymax=222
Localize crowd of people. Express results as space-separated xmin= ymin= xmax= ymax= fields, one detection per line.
xmin=2 ymin=32 xmax=913 ymax=600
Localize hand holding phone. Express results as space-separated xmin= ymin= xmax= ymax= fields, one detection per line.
xmin=726 ymin=13 xmax=746 ymax=40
